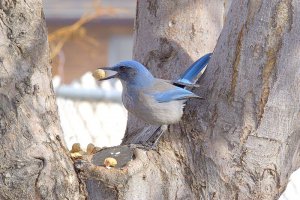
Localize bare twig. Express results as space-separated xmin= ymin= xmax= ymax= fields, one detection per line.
xmin=48 ymin=2 xmax=125 ymax=59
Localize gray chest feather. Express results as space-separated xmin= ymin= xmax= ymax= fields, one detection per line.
xmin=121 ymin=88 xmax=185 ymax=125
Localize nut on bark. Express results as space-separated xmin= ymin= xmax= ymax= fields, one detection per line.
xmin=104 ymin=157 xmax=117 ymax=168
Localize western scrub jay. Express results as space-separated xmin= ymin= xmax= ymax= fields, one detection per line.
xmin=95 ymin=53 xmax=212 ymax=146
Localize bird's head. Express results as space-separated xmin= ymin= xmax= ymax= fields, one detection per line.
xmin=97 ymin=60 xmax=154 ymax=86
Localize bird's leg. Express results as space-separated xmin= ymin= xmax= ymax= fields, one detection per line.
xmin=145 ymin=124 xmax=168 ymax=149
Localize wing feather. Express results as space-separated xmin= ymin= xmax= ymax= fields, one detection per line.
xmin=145 ymin=79 xmax=201 ymax=103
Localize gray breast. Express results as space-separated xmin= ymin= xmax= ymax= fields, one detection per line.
xmin=123 ymin=89 xmax=185 ymax=124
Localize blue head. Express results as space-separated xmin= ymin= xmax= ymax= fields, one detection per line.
xmin=98 ymin=60 xmax=154 ymax=87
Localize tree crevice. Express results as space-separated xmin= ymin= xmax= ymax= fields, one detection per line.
xmin=33 ymin=156 xmax=45 ymax=200
xmin=229 ymin=25 xmax=244 ymax=103
xmin=257 ymin=0 xmax=292 ymax=124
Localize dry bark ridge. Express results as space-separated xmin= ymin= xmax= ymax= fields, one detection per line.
xmin=0 ymin=0 xmax=83 ymax=199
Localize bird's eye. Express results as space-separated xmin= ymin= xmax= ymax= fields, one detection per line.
xmin=119 ymin=66 xmax=126 ymax=70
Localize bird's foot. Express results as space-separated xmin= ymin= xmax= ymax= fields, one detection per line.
xmin=145 ymin=124 xmax=168 ymax=147
xmin=128 ymin=125 xmax=168 ymax=151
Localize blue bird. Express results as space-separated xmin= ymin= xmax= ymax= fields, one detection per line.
xmin=96 ymin=53 xmax=212 ymax=126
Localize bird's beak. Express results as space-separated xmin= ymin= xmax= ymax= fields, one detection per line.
xmin=97 ymin=67 xmax=118 ymax=81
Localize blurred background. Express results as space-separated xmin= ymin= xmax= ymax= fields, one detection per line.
xmin=43 ymin=0 xmax=136 ymax=149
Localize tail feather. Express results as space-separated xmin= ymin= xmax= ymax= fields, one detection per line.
xmin=174 ymin=53 xmax=212 ymax=88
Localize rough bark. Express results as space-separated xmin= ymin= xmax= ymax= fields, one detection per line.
xmin=84 ymin=0 xmax=300 ymax=199
xmin=0 ymin=1 xmax=83 ymax=199
xmin=194 ymin=0 xmax=300 ymax=198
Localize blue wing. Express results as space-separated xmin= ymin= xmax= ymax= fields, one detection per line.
xmin=174 ymin=53 xmax=212 ymax=87
xmin=153 ymin=88 xmax=199 ymax=103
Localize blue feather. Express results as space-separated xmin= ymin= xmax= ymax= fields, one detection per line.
xmin=174 ymin=53 xmax=212 ymax=87
xmin=153 ymin=88 xmax=199 ymax=103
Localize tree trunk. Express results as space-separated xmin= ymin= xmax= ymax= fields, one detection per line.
xmin=192 ymin=0 xmax=300 ymax=198
xmin=0 ymin=1 xmax=83 ymax=199
xmin=83 ymin=0 xmax=225 ymax=199
xmin=83 ymin=0 xmax=300 ymax=199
